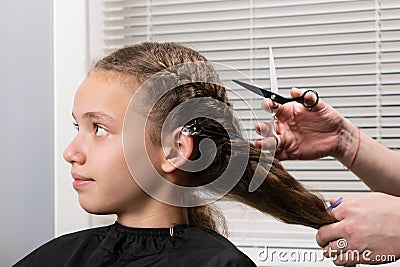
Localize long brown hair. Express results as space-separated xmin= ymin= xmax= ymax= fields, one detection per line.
xmin=92 ymin=42 xmax=336 ymax=233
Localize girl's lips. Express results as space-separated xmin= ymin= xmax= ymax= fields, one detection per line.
xmin=72 ymin=173 xmax=95 ymax=190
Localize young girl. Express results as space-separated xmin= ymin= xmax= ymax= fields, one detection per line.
xmin=14 ymin=42 xmax=335 ymax=266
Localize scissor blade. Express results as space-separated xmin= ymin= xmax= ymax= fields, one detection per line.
xmin=232 ymin=80 xmax=267 ymax=98
xmin=232 ymin=79 xmax=289 ymax=104
xmin=269 ymin=46 xmax=278 ymax=94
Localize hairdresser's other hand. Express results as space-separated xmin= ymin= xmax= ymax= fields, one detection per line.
xmin=255 ymin=87 xmax=346 ymax=161
xmin=316 ymin=193 xmax=400 ymax=266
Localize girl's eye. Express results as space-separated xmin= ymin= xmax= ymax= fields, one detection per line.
xmin=73 ymin=122 xmax=79 ymax=131
xmin=94 ymin=124 xmax=108 ymax=137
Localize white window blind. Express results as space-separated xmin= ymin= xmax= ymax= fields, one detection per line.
xmin=92 ymin=1 xmax=400 ymax=265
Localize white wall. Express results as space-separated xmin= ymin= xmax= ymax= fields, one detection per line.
xmin=0 ymin=1 xmax=54 ymax=265
xmin=0 ymin=0 xmax=94 ymax=265
xmin=54 ymin=0 xmax=91 ymax=236
xmin=53 ymin=0 xmax=116 ymax=235
xmin=53 ymin=0 xmax=117 ymax=236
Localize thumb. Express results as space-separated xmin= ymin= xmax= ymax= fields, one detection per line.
xmin=291 ymin=87 xmax=326 ymax=112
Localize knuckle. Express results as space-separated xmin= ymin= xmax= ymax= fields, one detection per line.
xmin=316 ymin=230 xmax=328 ymax=247
xmin=333 ymin=256 xmax=347 ymax=266
xmin=342 ymin=223 xmax=354 ymax=237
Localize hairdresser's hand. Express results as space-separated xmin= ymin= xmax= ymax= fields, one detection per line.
xmin=316 ymin=193 xmax=400 ymax=266
xmin=255 ymin=87 xmax=349 ymax=161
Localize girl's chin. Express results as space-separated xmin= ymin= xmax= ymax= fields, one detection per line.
xmin=78 ymin=199 xmax=115 ymax=215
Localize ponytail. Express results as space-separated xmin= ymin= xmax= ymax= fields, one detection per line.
xmin=228 ymin=143 xmax=336 ymax=229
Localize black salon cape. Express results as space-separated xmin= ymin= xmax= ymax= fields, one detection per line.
xmin=13 ymin=222 xmax=256 ymax=267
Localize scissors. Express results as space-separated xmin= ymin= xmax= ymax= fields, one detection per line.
xmin=233 ymin=47 xmax=319 ymax=110
xmin=233 ymin=46 xmax=318 ymax=192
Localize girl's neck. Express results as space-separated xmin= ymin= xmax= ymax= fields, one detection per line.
xmin=117 ymin=202 xmax=188 ymax=228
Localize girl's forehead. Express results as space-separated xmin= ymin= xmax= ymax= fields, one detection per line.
xmin=88 ymin=70 xmax=141 ymax=92
xmin=73 ymin=75 xmax=134 ymax=119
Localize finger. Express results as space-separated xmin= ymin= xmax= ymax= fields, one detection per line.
xmin=327 ymin=196 xmax=344 ymax=211
xmin=333 ymin=255 xmax=356 ymax=267
xmin=289 ymin=87 xmax=303 ymax=98
xmin=291 ymin=87 xmax=327 ymax=113
xmin=323 ymin=244 xmax=339 ymax=258
xmin=316 ymin=222 xmax=343 ymax=247
xmin=274 ymin=149 xmax=288 ymax=161
xmin=323 ymin=242 xmax=341 ymax=258
xmin=254 ymin=139 xmax=262 ymax=148
xmin=255 ymin=122 xmax=272 ymax=138
xmin=303 ymin=89 xmax=319 ymax=107
xmin=255 ymin=137 xmax=279 ymax=153
xmin=329 ymin=199 xmax=346 ymax=221
xmin=329 ymin=197 xmax=340 ymax=205
xmin=261 ymin=98 xmax=278 ymax=113
xmin=324 ymin=238 xmax=350 ymax=255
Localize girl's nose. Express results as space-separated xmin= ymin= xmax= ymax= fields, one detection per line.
xmin=63 ymin=135 xmax=86 ymax=165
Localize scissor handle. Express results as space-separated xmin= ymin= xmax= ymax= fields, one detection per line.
xmin=298 ymin=89 xmax=319 ymax=110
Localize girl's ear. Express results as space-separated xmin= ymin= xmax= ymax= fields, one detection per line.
xmin=161 ymin=128 xmax=194 ymax=173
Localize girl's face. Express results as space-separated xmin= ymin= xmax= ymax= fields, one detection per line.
xmin=63 ymin=73 xmax=161 ymax=215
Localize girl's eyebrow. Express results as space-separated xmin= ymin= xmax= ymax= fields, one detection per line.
xmin=72 ymin=111 xmax=116 ymax=122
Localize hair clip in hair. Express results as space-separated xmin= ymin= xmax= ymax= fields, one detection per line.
xmin=181 ymin=120 xmax=201 ymax=136
xmin=180 ymin=119 xmax=233 ymax=139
